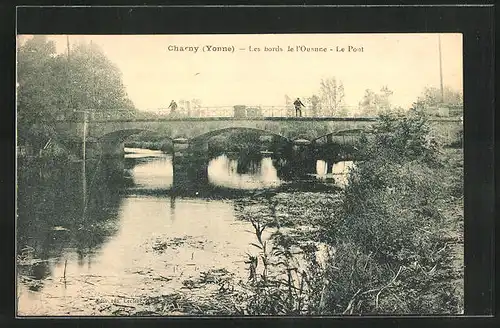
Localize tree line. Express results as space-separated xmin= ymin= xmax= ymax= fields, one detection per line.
xmin=286 ymin=77 xmax=463 ymax=117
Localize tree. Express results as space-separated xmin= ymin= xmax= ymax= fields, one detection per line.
xmin=320 ymin=77 xmax=345 ymax=116
xmin=358 ymin=89 xmax=378 ymax=116
xmin=284 ymin=94 xmax=294 ymax=117
xmin=191 ymin=98 xmax=202 ymax=117
xmin=17 ymin=36 xmax=138 ymax=154
xmin=17 ymin=36 xmax=60 ymax=124
xmin=307 ymin=94 xmax=321 ymax=117
xmin=412 ymin=86 xmax=463 ymax=114
xmin=17 ymin=36 xmax=64 ymax=151
xmin=358 ymin=86 xmax=394 ymax=116
xmin=377 ymin=86 xmax=393 ymax=113
xmin=177 ymin=99 xmax=189 ymax=116
xmin=65 ymin=41 xmax=136 ymax=115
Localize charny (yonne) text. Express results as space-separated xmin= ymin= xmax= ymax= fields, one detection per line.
xmin=167 ymin=45 xmax=235 ymax=53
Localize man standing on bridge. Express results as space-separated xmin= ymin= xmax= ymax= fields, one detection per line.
xmin=294 ymin=98 xmax=305 ymax=117
xmin=168 ymin=100 xmax=178 ymax=114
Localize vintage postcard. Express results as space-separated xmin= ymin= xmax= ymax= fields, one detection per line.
xmin=16 ymin=33 xmax=464 ymax=316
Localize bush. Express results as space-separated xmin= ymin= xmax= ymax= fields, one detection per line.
xmin=358 ymin=112 xmax=441 ymax=166
xmin=318 ymin=112 xmax=462 ymax=314
xmin=339 ymin=159 xmax=447 ymax=264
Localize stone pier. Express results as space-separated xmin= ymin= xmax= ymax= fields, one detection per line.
xmin=290 ymin=139 xmax=316 ymax=177
xmin=171 ymin=138 xmax=209 ymax=194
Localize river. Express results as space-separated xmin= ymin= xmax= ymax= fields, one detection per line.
xmin=16 ymin=148 xmax=354 ymax=316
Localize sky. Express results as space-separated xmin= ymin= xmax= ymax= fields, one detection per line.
xmin=18 ymin=34 xmax=463 ymax=111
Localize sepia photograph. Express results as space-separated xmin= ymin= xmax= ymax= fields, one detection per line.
xmin=16 ymin=33 xmax=464 ymax=316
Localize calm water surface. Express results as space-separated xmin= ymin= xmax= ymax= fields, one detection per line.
xmin=16 ymin=148 xmax=353 ymax=315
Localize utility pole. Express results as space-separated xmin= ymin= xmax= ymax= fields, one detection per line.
xmin=74 ymin=110 xmax=89 ymax=215
xmin=438 ymin=34 xmax=444 ymax=103
xmin=90 ymin=40 xmax=96 ymax=111
xmin=66 ymin=35 xmax=71 ymax=61
xmin=82 ymin=110 xmax=87 ymax=218
xmin=82 ymin=111 xmax=87 ymax=162
xmin=66 ymin=35 xmax=72 ymax=119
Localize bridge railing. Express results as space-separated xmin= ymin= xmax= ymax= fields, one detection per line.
xmin=52 ymin=106 xmax=463 ymax=122
xmin=162 ymin=105 xmax=364 ymax=118
xmin=55 ymin=105 xmax=368 ymax=121
xmin=133 ymin=106 xmax=291 ymax=118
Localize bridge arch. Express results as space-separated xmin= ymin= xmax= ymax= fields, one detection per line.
xmin=98 ymin=129 xmax=175 ymax=157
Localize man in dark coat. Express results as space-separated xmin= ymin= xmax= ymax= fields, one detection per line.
xmin=293 ymin=98 xmax=305 ymax=117
xmin=168 ymin=100 xmax=178 ymax=114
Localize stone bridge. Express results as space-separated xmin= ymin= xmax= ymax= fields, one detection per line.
xmin=55 ymin=117 xmax=378 ymax=140
xmin=52 ymin=117 xmax=462 ymax=158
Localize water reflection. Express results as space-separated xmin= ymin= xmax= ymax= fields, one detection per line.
xmin=122 ymin=148 xmax=357 ymax=192
xmin=128 ymin=156 xmax=174 ymax=190
xmin=17 ymin=158 xmax=125 ymax=287
xmin=17 ymin=148 xmax=355 ymax=314
xmin=316 ymin=160 xmax=356 ymax=187
xmin=124 ymin=147 xmax=164 ymax=159
xmin=17 ymin=153 xmax=267 ymax=314
xmin=208 ymin=154 xmax=281 ymax=190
